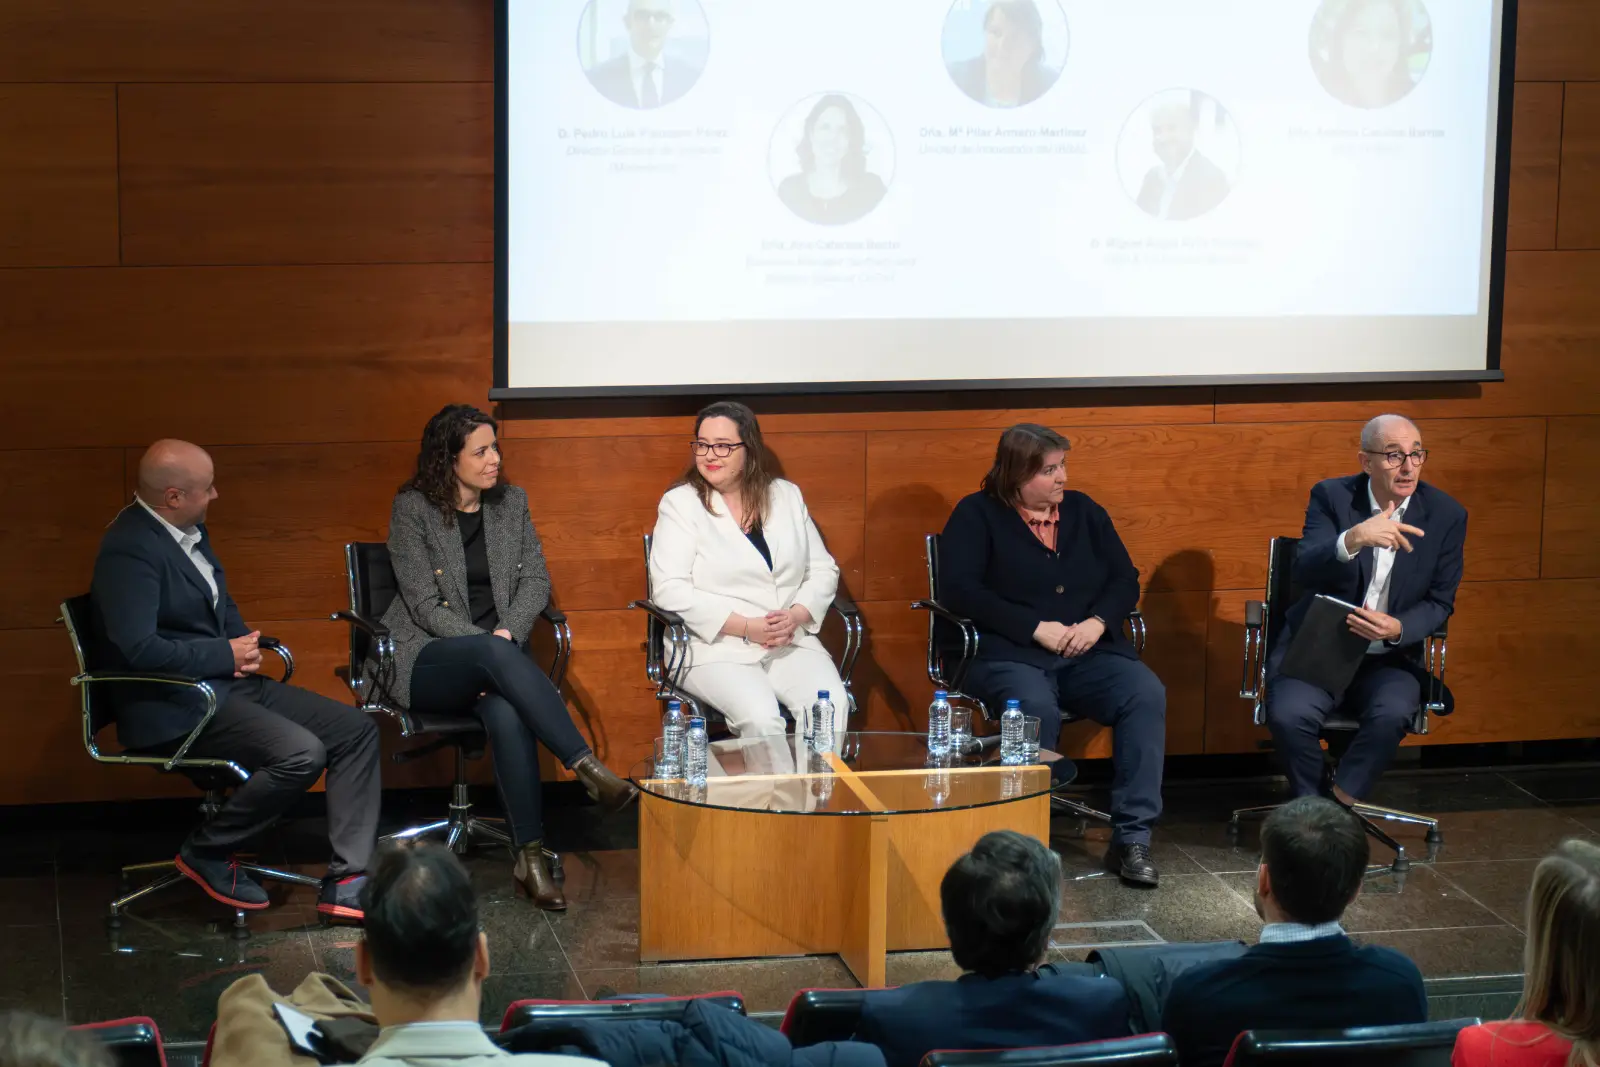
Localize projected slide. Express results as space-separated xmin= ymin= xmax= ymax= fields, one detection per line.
xmin=499 ymin=0 xmax=1508 ymax=395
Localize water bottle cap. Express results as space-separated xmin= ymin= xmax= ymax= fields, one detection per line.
xmin=1005 ymin=698 xmax=1021 ymax=709
xmin=688 ymin=716 xmax=706 ymax=728
xmin=934 ymin=689 xmax=948 ymax=698
xmin=817 ymin=690 xmax=830 ymax=698
xmin=667 ymin=700 xmax=680 ymax=710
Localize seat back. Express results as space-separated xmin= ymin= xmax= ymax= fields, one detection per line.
xmin=1262 ymin=535 xmax=1300 ymax=663
xmin=781 ymin=988 xmax=869 ymax=1047
xmin=62 ymin=594 xmax=121 ymax=744
xmin=74 ymin=1016 xmax=168 ymax=1067
xmin=924 ymin=533 xmax=985 ymax=712
xmin=501 ymin=993 xmax=746 ymax=1038
xmin=1226 ymin=1019 xmax=1479 ymax=1067
xmin=344 ymin=542 xmax=398 ymax=696
xmin=642 ymin=533 xmax=667 ymax=675
xmin=922 ymin=1033 xmax=1179 ymax=1066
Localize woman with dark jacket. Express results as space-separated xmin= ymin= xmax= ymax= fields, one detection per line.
xmin=939 ymin=424 xmax=1166 ymax=886
xmin=378 ymin=404 xmax=637 ymax=910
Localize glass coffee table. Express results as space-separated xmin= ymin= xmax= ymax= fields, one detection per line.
xmin=631 ymin=731 xmax=1056 ymax=987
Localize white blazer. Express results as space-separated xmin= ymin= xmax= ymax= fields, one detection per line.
xmin=649 ymin=479 xmax=840 ymax=667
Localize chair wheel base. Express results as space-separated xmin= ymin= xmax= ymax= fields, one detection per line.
xmin=231 ymin=910 xmax=251 ymax=940
xmin=1425 ymin=827 xmax=1443 ymax=844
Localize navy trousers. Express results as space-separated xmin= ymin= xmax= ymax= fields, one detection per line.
xmin=1265 ymin=648 xmax=1421 ymax=800
xmin=965 ymin=652 xmax=1167 ymax=845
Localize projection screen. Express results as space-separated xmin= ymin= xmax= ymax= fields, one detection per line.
xmin=493 ymin=0 xmax=1515 ymax=398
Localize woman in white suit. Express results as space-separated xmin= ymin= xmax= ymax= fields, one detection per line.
xmin=649 ymin=401 xmax=849 ymax=737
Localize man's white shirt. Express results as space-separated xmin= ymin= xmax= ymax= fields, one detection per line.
xmin=136 ymin=496 xmax=219 ymax=607
xmin=1336 ymin=486 xmax=1409 ymax=653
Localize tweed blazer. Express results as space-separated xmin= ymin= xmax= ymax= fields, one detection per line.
xmin=376 ymin=485 xmax=551 ymax=708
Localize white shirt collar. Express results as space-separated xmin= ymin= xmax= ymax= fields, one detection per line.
xmin=135 ymin=494 xmax=201 ymax=547
xmin=1366 ymin=482 xmax=1411 ymax=520
xmin=628 ymin=47 xmax=662 ymax=77
xmin=1259 ymin=920 xmax=1346 ymax=944
xmin=1163 ymin=147 xmax=1196 ymax=182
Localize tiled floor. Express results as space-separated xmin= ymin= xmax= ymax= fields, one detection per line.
xmin=1 ymin=765 xmax=1594 ymax=1041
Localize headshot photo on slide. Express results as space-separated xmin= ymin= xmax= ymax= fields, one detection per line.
xmin=577 ymin=0 xmax=709 ymax=111
xmin=1117 ymin=89 xmax=1240 ymax=223
xmin=1310 ymin=0 xmax=1433 ymax=109
xmin=941 ymin=0 xmax=1070 ymax=109
xmin=769 ymin=92 xmax=896 ymax=227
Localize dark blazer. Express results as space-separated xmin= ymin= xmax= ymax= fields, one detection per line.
xmin=1160 ymin=936 xmax=1428 ymax=1067
xmin=585 ymin=52 xmax=701 ymax=109
xmin=1274 ymin=474 xmax=1467 ymax=708
xmin=856 ymin=965 xmax=1132 ymax=1067
xmin=938 ymin=490 xmax=1142 ymax=670
xmin=90 ymin=503 xmax=251 ymax=750
xmin=1135 ymin=151 xmax=1231 ymax=221
xmin=377 ymin=486 xmax=551 ymax=708
xmin=947 ymin=56 xmax=1060 ymax=108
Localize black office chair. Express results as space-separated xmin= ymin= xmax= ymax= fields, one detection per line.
xmin=60 ymin=596 xmax=321 ymax=939
xmin=1233 ymin=536 xmax=1447 ymax=871
xmin=780 ymin=988 xmax=871 ymax=1047
xmin=921 ymin=1034 xmax=1180 ymax=1067
xmin=1224 ymin=1019 xmax=1479 ymax=1067
xmin=630 ymin=532 xmax=865 ymax=729
xmin=332 ymin=542 xmax=569 ymax=872
xmin=74 ymin=1017 xmax=168 ymax=1067
xmin=911 ymin=532 xmax=1148 ymax=827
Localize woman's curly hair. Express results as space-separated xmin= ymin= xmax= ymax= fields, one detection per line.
xmin=402 ymin=404 xmax=505 ymax=525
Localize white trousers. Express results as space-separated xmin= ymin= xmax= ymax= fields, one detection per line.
xmin=680 ymin=644 xmax=849 ymax=737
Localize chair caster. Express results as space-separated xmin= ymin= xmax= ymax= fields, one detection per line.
xmin=106 ymin=910 xmax=122 ymax=931
xmin=545 ymin=850 xmax=565 ymax=882
xmin=1226 ymin=817 xmax=1242 ymax=837
xmin=231 ymin=910 xmax=251 ymax=941
xmin=1390 ymin=847 xmax=1412 ymax=874
xmin=1425 ymin=827 xmax=1443 ymax=845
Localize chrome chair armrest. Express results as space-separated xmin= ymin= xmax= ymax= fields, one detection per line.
xmin=257 ymin=636 xmax=294 ymax=682
xmin=630 ymin=599 xmax=692 ymax=688
xmin=828 ymin=597 xmax=864 ymax=689
xmin=331 ymin=610 xmax=391 ymax=640
xmin=912 ymin=598 xmax=981 ymax=694
xmin=1240 ymin=599 xmax=1267 ymax=725
xmin=538 ymin=604 xmax=573 ymax=690
xmin=330 ymin=610 xmax=395 ymax=703
xmin=1418 ymin=623 xmax=1449 ymax=733
xmin=629 ymin=599 xmax=686 ymax=629
xmin=1124 ymin=609 xmax=1147 ymax=655
xmin=73 ymin=671 xmax=221 ymax=772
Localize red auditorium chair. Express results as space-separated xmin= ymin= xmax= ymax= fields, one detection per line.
xmin=780 ymin=988 xmax=871 ymax=1047
xmin=73 ymin=1016 xmax=168 ymax=1067
xmin=920 ymin=1033 xmax=1179 ymax=1066
xmin=1222 ymin=1019 xmax=1480 ymax=1067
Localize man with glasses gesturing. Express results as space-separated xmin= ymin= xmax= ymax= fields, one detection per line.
xmin=1265 ymin=414 xmax=1467 ymax=805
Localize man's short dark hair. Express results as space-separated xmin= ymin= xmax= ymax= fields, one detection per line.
xmin=940 ymin=831 xmax=1061 ymax=978
xmin=1261 ymin=796 xmax=1369 ymax=924
xmin=361 ymin=842 xmax=480 ymax=995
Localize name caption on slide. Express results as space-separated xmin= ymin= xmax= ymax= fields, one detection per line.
xmin=919 ymin=125 xmax=1088 ymax=157
xmin=559 ymin=126 xmax=731 ymax=174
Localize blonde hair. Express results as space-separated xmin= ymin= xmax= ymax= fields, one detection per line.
xmin=1514 ymin=838 xmax=1600 ymax=1067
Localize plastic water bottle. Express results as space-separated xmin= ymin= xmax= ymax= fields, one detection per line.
xmin=1000 ymin=698 xmax=1025 ymax=765
xmin=924 ymin=752 xmax=951 ymax=807
xmin=661 ymin=700 xmax=686 ymax=778
xmin=926 ymin=689 xmax=952 ymax=756
xmin=684 ymin=716 xmax=708 ymax=786
xmin=810 ymin=691 xmax=836 ymax=754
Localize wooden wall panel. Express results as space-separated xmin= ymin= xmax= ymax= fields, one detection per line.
xmin=0 ymin=450 xmax=127 ymax=629
xmin=0 ymin=0 xmax=491 ymax=83
xmin=1541 ymin=417 xmax=1600 ymax=579
xmin=119 ymin=84 xmax=492 ymax=266
xmin=864 ymin=419 xmax=1546 ymax=603
xmin=0 ymin=264 xmax=490 ymax=449
xmin=1508 ymin=82 xmax=1565 ymax=252
xmin=0 ymin=85 xmax=118 ymax=268
xmin=1515 ymin=0 xmax=1600 ymax=82
xmin=1558 ymin=84 xmax=1600 ymax=251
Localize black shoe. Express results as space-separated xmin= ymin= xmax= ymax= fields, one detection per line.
xmin=175 ymin=849 xmax=270 ymax=910
xmin=317 ymin=873 xmax=366 ymax=924
xmin=1104 ymin=842 xmax=1160 ymax=887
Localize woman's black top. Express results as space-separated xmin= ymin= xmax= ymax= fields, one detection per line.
xmin=746 ymin=523 xmax=774 ymax=570
xmin=456 ymin=509 xmax=500 ymax=631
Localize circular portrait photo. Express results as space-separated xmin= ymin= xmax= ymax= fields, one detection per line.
xmin=577 ymin=0 xmax=710 ymax=111
xmin=1310 ymin=0 xmax=1434 ymax=110
xmin=1116 ymin=89 xmax=1241 ymax=222
xmin=769 ymin=92 xmax=895 ymax=227
xmin=941 ymin=0 xmax=1070 ymax=109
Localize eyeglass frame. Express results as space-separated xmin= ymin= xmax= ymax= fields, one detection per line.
xmin=690 ymin=441 xmax=747 ymax=458
xmin=1362 ymin=448 xmax=1430 ymax=469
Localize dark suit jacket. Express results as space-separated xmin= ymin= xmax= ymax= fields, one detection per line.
xmin=947 ymin=56 xmax=1059 ymax=107
xmin=1160 ymin=936 xmax=1428 ymax=1067
xmin=856 ymin=965 xmax=1132 ymax=1067
xmin=90 ymin=503 xmax=251 ymax=750
xmin=1274 ymin=474 xmax=1467 ymax=709
xmin=1136 ymin=151 xmax=1231 ymax=221
xmin=938 ymin=490 xmax=1141 ymax=670
xmin=585 ymin=52 xmax=700 ymax=109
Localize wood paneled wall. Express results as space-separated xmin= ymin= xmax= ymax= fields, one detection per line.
xmin=2 ymin=1 xmax=1598 ymax=805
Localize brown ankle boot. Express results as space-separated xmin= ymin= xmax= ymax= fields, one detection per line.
xmin=513 ymin=843 xmax=567 ymax=911
xmin=572 ymin=754 xmax=639 ymax=813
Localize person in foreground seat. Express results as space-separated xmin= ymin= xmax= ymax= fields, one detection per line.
xmin=855 ymin=830 xmax=1131 ymax=1066
xmin=1452 ymin=838 xmax=1600 ymax=1067
xmin=354 ymin=841 xmax=604 ymax=1067
xmin=91 ymin=440 xmax=379 ymax=922
xmin=0 ymin=1011 xmax=112 ymax=1067
xmin=1162 ymin=796 xmax=1427 ymax=1067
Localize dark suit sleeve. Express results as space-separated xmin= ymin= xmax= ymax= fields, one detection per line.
xmin=500 ymin=490 xmax=552 ymax=644
xmin=1087 ymin=502 xmax=1141 ymax=626
xmin=1394 ymin=507 xmax=1465 ymax=645
xmin=1293 ymin=481 xmax=1357 ymax=588
xmin=1158 ymin=972 xmax=1204 ymax=1065
xmin=388 ymin=495 xmax=484 ymax=640
xmin=220 ymin=593 xmax=249 ymax=640
xmin=94 ymin=543 xmax=235 ymax=680
xmin=940 ymin=500 xmax=1043 ymax=648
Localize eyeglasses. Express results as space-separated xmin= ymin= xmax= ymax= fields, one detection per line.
xmin=1364 ymin=449 xmax=1429 ymax=469
xmin=628 ymin=10 xmax=674 ymax=24
xmin=691 ymin=441 xmax=746 ymax=458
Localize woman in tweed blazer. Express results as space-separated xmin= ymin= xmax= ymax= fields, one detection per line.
xmin=381 ymin=405 xmax=636 ymax=910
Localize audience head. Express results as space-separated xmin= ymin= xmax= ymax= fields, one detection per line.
xmin=983 ymin=1 xmax=1046 ymax=76
xmin=135 ymin=439 xmax=217 ymax=528
xmin=624 ymin=0 xmax=676 ymax=62
xmin=678 ymin=400 xmax=776 ymax=525
xmin=1516 ymin=839 xmax=1600 ymax=1063
xmin=1150 ymin=99 xmax=1199 ymax=169
xmin=941 ymin=830 xmax=1062 ymax=978
xmin=980 ymin=423 xmax=1071 ymax=511
xmin=1256 ymin=796 xmax=1368 ymax=926
xmin=405 ymin=404 xmax=502 ymax=521
xmin=797 ymin=94 xmax=868 ymax=182
xmin=0 ymin=1011 xmax=113 ymax=1067
xmin=1357 ymin=413 xmax=1424 ymax=502
xmin=355 ymin=842 xmax=489 ymax=1018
